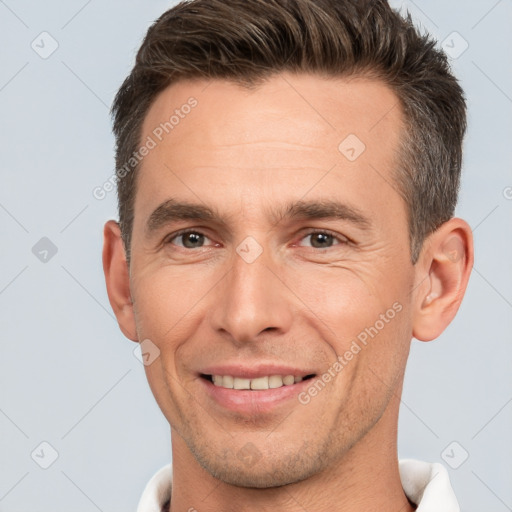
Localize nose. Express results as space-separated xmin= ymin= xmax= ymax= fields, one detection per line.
xmin=209 ymin=244 xmax=294 ymax=345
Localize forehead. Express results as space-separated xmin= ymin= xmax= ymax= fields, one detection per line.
xmin=134 ymin=72 xmax=405 ymax=227
xmin=141 ymin=73 xmax=402 ymax=154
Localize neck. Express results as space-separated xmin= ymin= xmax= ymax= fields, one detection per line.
xmin=169 ymin=394 xmax=415 ymax=512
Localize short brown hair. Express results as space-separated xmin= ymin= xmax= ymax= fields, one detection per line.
xmin=111 ymin=0 xmax=466 ymax=264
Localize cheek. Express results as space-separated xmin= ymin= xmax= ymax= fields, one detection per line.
xmin=287 ymin=263 xmax=406 ymax=341
xmin=287 ymin=263 xmax=413 ymax=396
xmin=142 ymin=356 xmax=193 ymax=433
xmin=143 ymin=361 xmax=166 ymax=404
xmin=131 ymin=265 xmax=210 ymax=342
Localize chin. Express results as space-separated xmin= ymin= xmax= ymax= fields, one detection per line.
xmin=190 ymin=438 xmax=326 ymax=489
xmin=205 ymin=462 xmax=318 ymax=489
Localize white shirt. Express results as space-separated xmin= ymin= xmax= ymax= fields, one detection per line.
xmin=136 ymin=459 xmax=459 ymax=512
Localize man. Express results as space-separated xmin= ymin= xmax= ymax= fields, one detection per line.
xmin=102 ymin=0 xmax=473 ymax=510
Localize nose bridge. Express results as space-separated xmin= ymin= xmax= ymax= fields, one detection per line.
xmin=210 ymin=240 xmax=292 ymax=342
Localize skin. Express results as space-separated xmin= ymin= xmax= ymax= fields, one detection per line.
xmin=103 ymin=73 xmax=473 ymax=512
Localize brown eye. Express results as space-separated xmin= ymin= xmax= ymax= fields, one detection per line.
xmin=309 ymin=232 xmax=335 ymax=248
xmin=298 ymin=230 xmax=348 ymax=249
xmin=168 ymin=231 xmax=209 ymax=249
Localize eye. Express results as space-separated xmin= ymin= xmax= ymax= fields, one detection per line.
xmin=298 ymin=230 xmax=348 ymax=249
xmin=166 ymin=230 xmax=213 ymax=249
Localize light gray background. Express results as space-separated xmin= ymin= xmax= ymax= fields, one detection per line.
xmin=1 ymin=1 xmax=511 ymax=511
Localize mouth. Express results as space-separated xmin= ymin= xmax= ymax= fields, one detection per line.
xmin=200 ymin=373 xmax=316 ymax=390
xmin=197 ymin=364 xmax=319 ymax=414
xmin=198 ymin=371 xmax=319 ymax=414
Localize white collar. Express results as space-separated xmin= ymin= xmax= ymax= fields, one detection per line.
xmin=137 ymin=459 xmax=459 ymax=512
xmin=399 ymin=459 xmax=460 ymax=511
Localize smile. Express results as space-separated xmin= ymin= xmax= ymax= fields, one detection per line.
xmin=202 ymin=374 xmax=316 ymax=390
xmin=199 ymin=372 xmax=319 ymax=414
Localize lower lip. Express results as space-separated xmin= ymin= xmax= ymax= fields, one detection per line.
xmin=200 ymin=377 xmax=314 ymax=414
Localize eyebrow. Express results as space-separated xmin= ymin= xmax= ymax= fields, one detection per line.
xmin=145 ymin=198 xmax=371 ymax=236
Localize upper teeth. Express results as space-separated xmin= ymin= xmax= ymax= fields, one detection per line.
xmin=212 ymin=375 xmax=303 ymax=390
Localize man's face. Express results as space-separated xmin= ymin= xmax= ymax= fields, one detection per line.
xmin=128 ymin=73 xmax=417 ymax=487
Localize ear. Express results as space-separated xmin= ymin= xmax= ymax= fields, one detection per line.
xmin=412 ymin=217 xmax=474 ymax=341
xmin=102 ymin=220 xmax=138 ymax=342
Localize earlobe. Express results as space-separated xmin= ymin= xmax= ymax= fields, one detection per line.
xmin=102 ymin=220 xmax=138 ymax=342
xmin=412 ymin=218 xmax=474 ymax=342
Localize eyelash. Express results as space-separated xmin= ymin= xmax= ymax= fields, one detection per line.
xmin=297 ymin=229 xmax=350 ymax=248
xmin=165 ymin=228 xmax=349 ymax=249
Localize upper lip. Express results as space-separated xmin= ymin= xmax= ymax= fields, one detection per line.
xmin=199 ymin=363 xmax=317 ymax=379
